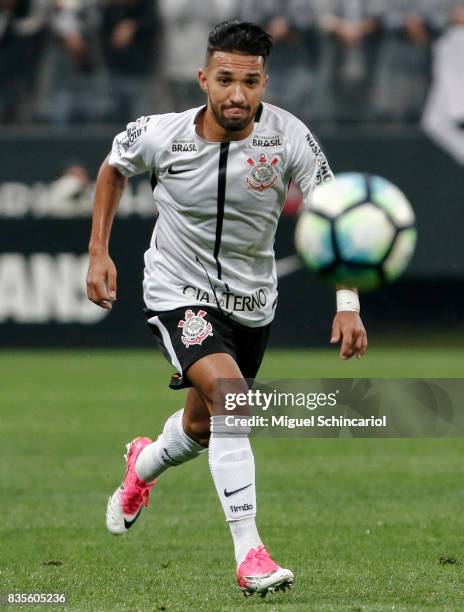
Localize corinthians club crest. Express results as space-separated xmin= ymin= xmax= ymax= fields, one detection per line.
xmin=178 ymin=309 xmax=213 ymax=347
xmin=246 ymin=153 xmax=280 ymax=191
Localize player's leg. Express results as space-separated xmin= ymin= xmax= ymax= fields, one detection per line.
xmin=106 ymin=389 xmax=207 ymax=535
xmin=182 ymin=387 xmax=211 ymax=446
xmin=106 ymin=306 xmax=219 ymax=535
xmin=135 ymin=389 xmax=210 ymax=480
xmin=187 ymin=353 xmax=294 ymax=596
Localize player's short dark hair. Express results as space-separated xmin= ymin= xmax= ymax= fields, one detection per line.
xmin=206 ymin=21 xmax=273 ymax=66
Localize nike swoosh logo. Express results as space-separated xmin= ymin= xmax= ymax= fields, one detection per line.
xmin=168 ymin=164 xmax=197 ymax=175
xmin=224 ymin=483 xmax=252 ymax=497
xmin=161 ymin=447 xmax=181 ymax=466
xmin=124 ymin=507 xmax=142 ymax=529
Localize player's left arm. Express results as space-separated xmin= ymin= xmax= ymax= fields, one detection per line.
xmin=330 ymin=286 xmax=367 ymax=360
xmin=288 ymin=123 xmax=368 ymax=360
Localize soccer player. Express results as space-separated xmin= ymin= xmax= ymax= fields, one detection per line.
xmin=87 ymin=21 xmax=367 ymax=597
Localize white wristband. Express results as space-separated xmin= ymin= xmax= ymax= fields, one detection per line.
xmin=336 ymin=290 xmax=360 ymax=313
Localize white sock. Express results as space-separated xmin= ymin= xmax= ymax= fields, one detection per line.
xmin=229 ymin=518 xmax=262 ymax=566
xmin=208 ymin=415 xmax=262 ymax=565
xmin=135 ymin=409 xmax=206 ymax=482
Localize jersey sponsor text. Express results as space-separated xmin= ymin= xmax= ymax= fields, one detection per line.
xmin=171 ymin=138 xmax=198 ymax=153
xmin=252 ymin=134 xmax=282 ymax=147
xmin=183 ymin=285 xmax=267 ymax=313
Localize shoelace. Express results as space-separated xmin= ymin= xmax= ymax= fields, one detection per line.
xmin=140 ymin=487 xmax=150 ymax=507
xmin=243 ymin=546 xmax=274 ymax=571
xmin=121 ymin=443 xmax=153 ymax=514
xmin=124 ymin=483 xmax=151 ymax=515
xmin=255 ymin=546 xmax=270 ymax=560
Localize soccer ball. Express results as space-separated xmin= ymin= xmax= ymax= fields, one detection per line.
xmin=294 ymin=173 xmax=417 ymax=291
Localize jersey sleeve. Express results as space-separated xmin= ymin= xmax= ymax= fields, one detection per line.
xmin=287 ymin=122 xmax=333 ymax=200
xmin=108 ymin=115 xmax=158 ymax=177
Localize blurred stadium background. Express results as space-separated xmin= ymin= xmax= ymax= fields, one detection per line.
xmin=1 ymin=0 xmax=464 ymax=348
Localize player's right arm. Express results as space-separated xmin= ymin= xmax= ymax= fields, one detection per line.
xmin=87 ymin=115 xmax=157 ymax=309
xmin=87 ymin=157 xmax=127 ymax=310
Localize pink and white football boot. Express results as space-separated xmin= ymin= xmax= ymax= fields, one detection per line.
xmin=236 ymin=546 xmax=294 ymax=597
xmin=106 ymin=437 xmax=155 ymax=535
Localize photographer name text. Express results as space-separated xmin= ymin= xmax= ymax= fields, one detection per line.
xmin=225 ymin=415 xmax=387 ymax=429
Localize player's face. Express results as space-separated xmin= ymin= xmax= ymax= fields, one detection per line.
xmin=199 ymin=52 xmax=268 ymax=133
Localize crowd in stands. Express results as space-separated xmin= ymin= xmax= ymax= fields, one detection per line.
xmin=1 ymin=0 xmax=464 ymax=126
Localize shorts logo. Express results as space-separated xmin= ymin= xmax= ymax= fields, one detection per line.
xmin=246 ymin=154 xmax=279 ymax=191
xmin=178 ymin=309 xmax=213 ymax=347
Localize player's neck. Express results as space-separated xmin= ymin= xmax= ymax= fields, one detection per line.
xmin=197 ymin=107 xmax=254 ymax=142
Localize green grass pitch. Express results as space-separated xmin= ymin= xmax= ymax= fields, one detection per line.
xmin=1 ymin=347 xmax=463 ymax=611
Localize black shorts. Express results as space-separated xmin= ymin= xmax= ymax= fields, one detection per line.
xmin=144 ymin=306 xmax=271 ymax=389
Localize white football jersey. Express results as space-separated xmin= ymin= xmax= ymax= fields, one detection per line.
xmin=108 ymin=102 xmax=333 ymax=327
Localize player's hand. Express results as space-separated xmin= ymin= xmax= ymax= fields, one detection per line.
xmin=86 ymin=252 xmax=117 ymax=310
xmin=330 ymin=311 xmax=367 ymax=360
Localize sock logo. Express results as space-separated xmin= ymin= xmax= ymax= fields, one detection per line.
xmin=224 ymin=484 xmax=252 ymax=497
xmin=230 ymin=503 xmax=254 ymax=512
xmin=161 ymin=447 xmax=181 ymax=466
